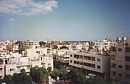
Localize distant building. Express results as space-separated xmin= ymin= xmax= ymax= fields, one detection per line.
xmin=19 ymin=40 xmax=40 ymax=49
xmin=93 ymin=39 xmax=115 ymax=54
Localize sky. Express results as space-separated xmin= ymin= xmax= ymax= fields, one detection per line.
xmin=0 ymin=0 xmax=130 ymax=41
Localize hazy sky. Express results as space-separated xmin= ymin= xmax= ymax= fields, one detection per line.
xmin=0 ymin=0 xmax=130 ymax=41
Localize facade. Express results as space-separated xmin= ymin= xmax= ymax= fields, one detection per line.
xmin=56 ymin=49 xmax=70 ymax=63
xmin=69 ymin=51 xmax=110 ymax=79
xmin=71 ymin=44 xmax=83 ymax=50
xmin=0 ymin=52 xmax=53 ymax=78
xmin=110 ymin=37 xmax=130 ymax=84
xmin=19 ymin=40 xmax=40 ymax=49
xmin=25 ymin=45 xmax=47 ymax=59
xmin=39 ymin=55 xmax=53 ymax=71
xmin=93 ymin=39 xmax=115 ymax=53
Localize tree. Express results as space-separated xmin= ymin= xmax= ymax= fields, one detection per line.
xmin=54 ymin=61 xmax=63 ymax=69
xmin=12 ymin=69 xmax=31 ymax=84
xmin=60 ymin=46 xmax=68 ymax=49
xmin=18 ymin=46 xmax=29 ymax=54
xmin=2 ymin=75 xmax=13 ymax=84
xmin=68 ymin=68 xmax=86 ymax=84
xmin=47 ymin=67 xmax=52 ymax=73
xmin=30 ymin=67 xmax=48 ymax=84
xmin=39 ymin=41 xmax=46 ymax=47
xmin=50 ymin=68 xmax=60 ymax=80
xmin=86 ymin=76 xmax=107 ymax=84
xmin=59 ymin=67 xmax=68 ymax=80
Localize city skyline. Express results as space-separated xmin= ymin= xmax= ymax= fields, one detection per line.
xmin=0 ymin=0 xmax=130 ymax=41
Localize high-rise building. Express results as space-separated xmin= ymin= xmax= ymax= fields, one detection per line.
xmin=110 ymin=37 xmax=130 ymax=84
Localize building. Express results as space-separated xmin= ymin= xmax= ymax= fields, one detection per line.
xmin=19 ymin=40 xmax=40 ymax=49
xmin=110 ymin=37 xmax=130 ymax=84
xmin=25 ymin=45 xmax=47 ymax=59
xmin=93 ymin=39 xmax=115 ymax=54
xmin=69 ymin=51 xmax=110 ymax=79
xmin=0 ymin=52 xmax=53 ymax=78
xmin=56 ymin=49 xmax=70 ymax=64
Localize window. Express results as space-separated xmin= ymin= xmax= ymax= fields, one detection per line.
xmin=118 ymin=73 xmax=122 ymax=76
xmin=36 ymin=51 xmax=40 ymax=54
xmin=126 ymin=65 xmax=130 ymax=70
xmin=80 ymin=62 xmax=84 ymax=65
xmin=118 ymin=65 xmax=122 ymax=68
xmin=48 ymin=63 xmax=51 ymax=66
xmin=10 ymin=68 xmax=14 ymax=71
xmin=97 ymin=58 xmax=101 ymax=62
xmin=70 ymin=60 xmax=72 ymax=63
xmin=126 ymin=48 xmax=130 ymax=52
xmin=79 ymin=55 xmax=83 ymax=59
xmin=92 ymin=57 xmax=95 ymax=61
xmin=74 ymin=55 xmax=79 ymax=59
xmin=111 ymin=55 xmax=116 ymax=60
xmin=97 ymin=66 xmax=101 ymax=69
xmin=84 ymin=63 xmax=95 ymax=68
xmin=126 ymin=56 xmax=130 ymax=62
xmin=111 ymin=63 xmax=116 ymax=68
xmin=111 ymin=71 xmax=116 ymax=75
xmin=70 ymin=55 xmax=72 ymax=57
xmin=118 ymin=48 xmax=122 ymax=51
xmin=126 ymin=74 xmax=130 ymax=79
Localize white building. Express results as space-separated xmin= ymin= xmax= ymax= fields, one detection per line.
xmin=56 ymin=49 xmax=70 ymax=63
xmin=25 ymin=45 xmax=47 ymax=59
xmin=71 ymin=43 xmax=83 ymax=50
xmin=93 ymin=39 xmax=115 ymax=54
xmin=69 ymin=51 xmax=110 ymax=79
xmin=0 ymin=52 xmax=53 ymax=78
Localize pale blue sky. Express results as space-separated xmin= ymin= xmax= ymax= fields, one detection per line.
xmin=0 ymin=0 xmax=130 ymax=41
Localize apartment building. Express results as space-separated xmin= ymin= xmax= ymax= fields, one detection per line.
xmin=0 ymin=52 xmax=53 ymax=78
xmin=39 ymin=55 xmax=53 ymax=71
xmin=56 ymin=49 xmax=70 ymax=63
xmin=94 ymin=39 xmax=115 ymax=53
xmin=69 ymin=51 xmax=110 ymax=79
xmin=19 ymin=40 xmax=40 ymax=49
xmin=71 ymin=43 xmax=83 ymax=50
xmin=110 ymin=37 xmax=130 ymax=84
xmin=25 ymin=45 xmax=47 ymax=59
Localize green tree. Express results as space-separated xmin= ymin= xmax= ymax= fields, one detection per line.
xmin=30 ymin=67 xmax=48 ymax=84
xmin=59 ymin=67 xmax=68 ymax=80
xmin=47 ymin=67 xmax=52 ymax=73
xmin=60 ymin=46 xmax=68 ymax=49
xmin=87 ymin=76 xmax=107 ymax=84
xmin=50 ymin=68 xmax=60 ymax=80
xmin=2 ymin=75 xmax=13 ymax=84
xmin=12 ymin=69 xmax=31 ymax=84
xmin=39 ymin=41 xmax=46 ymax=47
xmin=18 ymin=46 xmax=29 ymax=54
xmin=68 ymin=68 xmax=86 ymax=84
